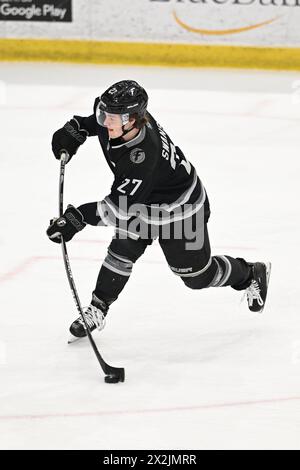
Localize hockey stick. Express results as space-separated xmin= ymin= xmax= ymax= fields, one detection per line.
xmin=58 ymin=151 xmax=125 ymax=384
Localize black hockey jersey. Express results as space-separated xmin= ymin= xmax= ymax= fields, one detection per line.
xmin=76 ymin=105 xmax=207 ymax=237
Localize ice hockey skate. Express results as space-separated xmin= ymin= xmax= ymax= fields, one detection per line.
xmin=68 ymin=296 xmax=108 ymax=343
xmin=244 ymin=262 xmax=271 ymax=313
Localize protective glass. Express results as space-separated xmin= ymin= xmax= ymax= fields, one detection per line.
xmin=96 ymin=108 xmax=130 ymax=128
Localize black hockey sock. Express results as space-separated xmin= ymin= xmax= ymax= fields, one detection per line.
xmin=93 ymin=265 xmax=130 ymax=305
xmin=212 ymin=256 xmax=252 ymax=290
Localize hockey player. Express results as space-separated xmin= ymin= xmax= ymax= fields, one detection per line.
xmin=47 ymin=80 xmax=271 ymax=340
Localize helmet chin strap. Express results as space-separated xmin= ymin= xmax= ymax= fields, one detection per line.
xmin=121 ymin=124 xmax=135 ymax=137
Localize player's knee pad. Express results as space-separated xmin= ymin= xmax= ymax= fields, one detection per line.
xmin=102 ymin=248 xmax=134 ymax=278
xmin=180 ymin=258 xmax=218 ymax=290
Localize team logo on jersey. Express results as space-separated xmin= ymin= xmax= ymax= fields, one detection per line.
xmin=130 ymin=148 xmax=146 ymax=164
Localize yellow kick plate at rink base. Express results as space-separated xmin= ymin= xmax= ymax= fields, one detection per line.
xmin=1 ymin=38 xmax=300 ymax=71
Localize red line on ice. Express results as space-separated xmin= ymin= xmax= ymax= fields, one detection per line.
xmin=0 ymin=396 xmax=299 ymax=421
xmin=0 ymin=239 xmax=256 ymax=284
xmin=0 ymin=254 xmax=163 ymax=283
xmin=0 ymin=257 xmax=38 ymax=282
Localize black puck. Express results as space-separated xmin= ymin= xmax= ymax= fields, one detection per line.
xmin=105 ymin=375 xmax=121 ymax=384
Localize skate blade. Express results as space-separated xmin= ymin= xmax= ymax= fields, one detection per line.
xmin=266 ymin=261 xmax=272 ymax=285
xmin=257 ymin=261 xmax=272 ymax=314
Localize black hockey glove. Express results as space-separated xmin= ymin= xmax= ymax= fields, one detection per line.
xmin=51 ymin=116 xmax=88 ymax=162
xmin=46 ymin=205 xmax=86 ymax=244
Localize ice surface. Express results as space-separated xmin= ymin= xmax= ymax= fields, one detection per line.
xmin=0 ymin=63 xmax=300 ymax=450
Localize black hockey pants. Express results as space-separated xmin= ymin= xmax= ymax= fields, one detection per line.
xmin=93 ymin=204 xmax=252 ymax=305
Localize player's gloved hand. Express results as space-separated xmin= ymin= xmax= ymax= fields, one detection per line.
xmin=51 ymin=116 xmax=89 ymax=162
xmin=46 ymin=205 xmax=86 ymax=244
